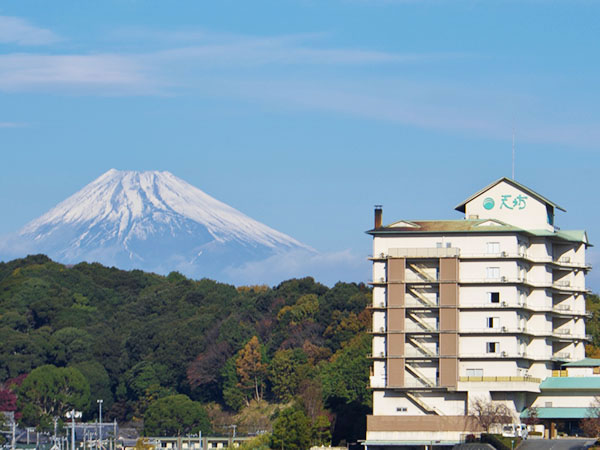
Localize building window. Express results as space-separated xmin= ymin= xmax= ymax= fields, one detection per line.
xmin=487 ymin=317 xmax=499 ymax=329
xmin=436 ymin=242 xmax=443 ymax=248
xmin=446 ymin=242 xmax=452 ymax=248
xmin=466 ymin=368 xmax=483 ymax=377
xmin=486 ymin=267 xmax=500 ymax=279
xmin=486 ymin=342 xmax=498 ymax=353
xmin=488 ymin=292 xmax=500 ymax=303
xmin=396 ymin=407 xmax=407 ymax=412
xmin=486 ymin=242 xmax=500 ymax=254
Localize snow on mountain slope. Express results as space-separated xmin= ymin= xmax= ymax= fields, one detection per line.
xmin=3 ymin=169 xmax=313 ymax=281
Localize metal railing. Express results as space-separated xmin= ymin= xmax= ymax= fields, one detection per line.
xmin=458 ymin=376 xmax=541 ymax=383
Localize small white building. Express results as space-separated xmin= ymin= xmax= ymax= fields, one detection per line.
xmin=365 ymin=178 xmax=591 ymax=448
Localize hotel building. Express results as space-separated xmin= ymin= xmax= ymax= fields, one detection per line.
xmin=365 ymin=178 xmax=591 ymax=447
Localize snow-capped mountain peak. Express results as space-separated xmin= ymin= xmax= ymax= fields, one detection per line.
xmin=7 ymin=169 xmax=311 ymax=280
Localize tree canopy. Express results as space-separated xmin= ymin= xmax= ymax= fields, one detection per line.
xmin=144 ymin=394 xmax=211 ymax=436
xmin=0 ymin=255 xmax=372 ymax=444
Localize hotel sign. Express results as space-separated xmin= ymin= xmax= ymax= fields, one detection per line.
xmin=483 ymin=194 xmax=528 ymax=211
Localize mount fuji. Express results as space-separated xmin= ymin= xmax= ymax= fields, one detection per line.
xmin=0 ymin=169 xmax=315 ymax=283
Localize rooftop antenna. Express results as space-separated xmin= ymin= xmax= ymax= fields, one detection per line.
xmin=512 ymin=128 xmax=515 ymax=180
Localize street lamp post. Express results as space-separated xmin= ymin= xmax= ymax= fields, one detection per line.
xmin=66 ymin=410 xmax=82 ymax=450
xmin=97 ymin=400 xmax=103 ymax=450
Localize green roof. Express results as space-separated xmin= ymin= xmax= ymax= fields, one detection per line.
xmin=563 ymin=358 xmax=600 ymax=367
xmin=521 ymin=407 xmax=590 ymax=419
xmin=368 ymin=220 xmax=589 ymax=245
xmin=528 ymin=229 xmax=590 ymax=245
xmin=540 ymin=377 xmax=600 ymax=390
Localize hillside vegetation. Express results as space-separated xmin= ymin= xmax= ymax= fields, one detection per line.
xmin=0 ymin=255 xmax=372 ymax=446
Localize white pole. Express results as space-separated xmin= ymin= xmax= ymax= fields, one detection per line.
xmin=97 ymin=400 xmax=103 ymax=450
xmin=11 ymin=419 xmax=16 ymax=450
xmin=71 ymin=409 xmax=76 ymax=450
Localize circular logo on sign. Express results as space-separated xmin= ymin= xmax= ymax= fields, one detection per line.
xmin=483 ymin=197 xmax=495 ymax=210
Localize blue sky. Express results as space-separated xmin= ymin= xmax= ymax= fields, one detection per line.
xmin=1 ymin=0 xmax=599 ymax=288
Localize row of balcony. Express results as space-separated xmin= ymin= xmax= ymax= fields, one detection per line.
xmin=370 ymin=301 xmax=590 ymax=317
xmin=371 ymin=351 xmax=575 ymax=361
xmin=370 ymin=276 xmax=589 ymax=292
xmin=369 ymin=375 xmax=543 ymax=389
xmin=370 ymin=326 xmax=590 ymax=341
xmin=459 ymin=252 xmax=590 ymax=270
xmin=370 ymin=252 xmax=591 ymax=270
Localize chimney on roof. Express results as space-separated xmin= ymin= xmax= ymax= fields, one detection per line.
xmin=374 ymin=205 xmax=382 ymax=229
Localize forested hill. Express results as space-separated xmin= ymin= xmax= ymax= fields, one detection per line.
xmin=0 ymin=255 xmax=372 ymax=445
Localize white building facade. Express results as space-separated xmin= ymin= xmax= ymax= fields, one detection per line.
xmin=365 ymin=178 xmax=591 ymax=448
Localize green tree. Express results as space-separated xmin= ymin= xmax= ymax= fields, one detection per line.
xmin=311 ymin=414 xmax=332 ymax=447
xmin=587 ymin=294 xmax=600 ymax=347
xmin=221 ymin=358 xmax=245 ymax=412
xmin=18 ymin=365 xmax=90 ymax=429
xmin=50 ymin=327 xmax=94 ymax=366
xmin=320 ymin=333 xmax=372 ymax=444
xmin=277 ymin=294 xmax=319 ymax=326
xmin=268 ymin=348 xmax=309 ymax=402
xmin=238 ymin=433 xmax=270 ymax=450
xmin=125 ymin=361 xmax=170 ymax=401
xmin=321 ymin=333 xmax=371 ymax=407
xmin=144 ymin=394 xmax=210 ymax=436
xmin=0 ymin=327 xmax=50 ymax=379
xmin=270 ymin=405 xmax=311 ymax=450
xmin=72 ymin=361 xmax=114 ymax=419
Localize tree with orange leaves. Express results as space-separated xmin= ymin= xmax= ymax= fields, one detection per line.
xmin=235 ymin=336 xmax=266 ymax=403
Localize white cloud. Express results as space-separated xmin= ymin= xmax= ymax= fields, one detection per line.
xmin=0 ymin=25 xmax=459 ymax=94
xmin=1 ymin=20 xmax=597 ymax=150
xmin=223 ymin=249 xmax=369 ymax=287
xmin=213 ymin=78 xmax=600 ymax=149
xmin=0 ymin=16 xmax=60 ymax=46
xmin=0 ymin=53 xmax=157 ymax=93
xmin=0 ymin=122 xmax=26 ymax=128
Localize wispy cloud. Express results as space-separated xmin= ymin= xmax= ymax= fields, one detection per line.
xmin=0 ymin=53 xmax=157 ymax=93
xmin=0 ymin=122 xmax=26 ymax=128
xmin=118 ymin=28 xmax=458 ymax=66
xmin=0 ymin=16 xmax=61 ymax=46
xmin=2 ymin=20 xmax=598 ymax=149
xmin=0 ymin=26 xmax=457 ymax=93
xmin=212 ymin=78 xmax=600 ymax=149
xmin=223 ymin=249 xmax=369 ymax=286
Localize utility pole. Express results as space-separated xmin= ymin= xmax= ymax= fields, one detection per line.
xmin=72 ymin=410 xmax=76 ymax=450
xmin=11 ymin=418 xmax=16 ymax=450
xmin=66 ymin=409 xmax=81 ymax=450
xmin=113 ymin=419 xmax=117 ymax=450
xmin=97 ymin=400 xmax=103 ymax=450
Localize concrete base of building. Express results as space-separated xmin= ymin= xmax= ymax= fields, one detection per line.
xmin=365 ymin=415 xmax=480 ymax=447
